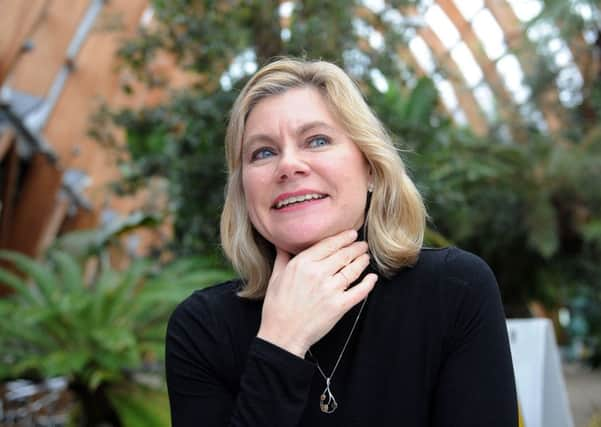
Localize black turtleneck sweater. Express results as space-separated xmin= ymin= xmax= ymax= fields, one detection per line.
xmin=165 ymin=247 xmax=518 ymax=427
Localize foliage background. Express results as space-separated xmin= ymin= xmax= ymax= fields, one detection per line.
xmin=3 ymin=1 xmax=600 ymax=425
xmin=2 ymin=0 xmax=601 ymax=425
xmin=93 ymin=0 xmax=601 ymax=356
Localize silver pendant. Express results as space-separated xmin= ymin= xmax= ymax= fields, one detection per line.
xmin=319 ymin=378 xmax=338 ymax=413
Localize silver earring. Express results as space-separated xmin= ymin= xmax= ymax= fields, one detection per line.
xmin=367 ymin=183 xmax=374 ymax=193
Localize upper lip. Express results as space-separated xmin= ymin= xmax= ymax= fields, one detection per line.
xmin=272 ymin=189 xmax=328 ymax=208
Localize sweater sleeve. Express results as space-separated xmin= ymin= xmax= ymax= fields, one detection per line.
xmin=431 ymin=249 xmax=518 ymax=427
xmin=165 ymin=291 xmax=315 ymax=427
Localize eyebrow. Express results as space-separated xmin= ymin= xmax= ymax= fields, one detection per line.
xmin=296 ymin=120 xmax=336 ymax=135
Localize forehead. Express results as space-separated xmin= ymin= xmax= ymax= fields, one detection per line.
xmin=244 ymin=86 xmax=339 ymax=135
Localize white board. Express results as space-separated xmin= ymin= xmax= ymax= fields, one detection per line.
xmin=507 ymin=319 xmax=574 ymax=427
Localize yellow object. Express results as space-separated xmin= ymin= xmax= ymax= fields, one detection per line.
xmin=518 ymin=401 xmax=525 ymax=427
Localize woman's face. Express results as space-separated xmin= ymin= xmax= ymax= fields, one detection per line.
xmin=241 ymin=86 xmax=372 ymax=254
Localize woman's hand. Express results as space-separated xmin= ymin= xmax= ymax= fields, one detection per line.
xmin=257 ymin=229 xmax=378 ymax=358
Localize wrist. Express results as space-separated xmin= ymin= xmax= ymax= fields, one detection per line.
xmin=257 ymin=327 xmax=309 ymax=358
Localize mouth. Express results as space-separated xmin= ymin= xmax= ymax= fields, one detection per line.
xmin=272 ymin=192 xmax=329 ymax=210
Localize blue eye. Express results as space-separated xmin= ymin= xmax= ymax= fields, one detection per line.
xmin=308 ymin=136 xmax=330 ymax=148
xmin=251 ymin=147 xmax=275 ymax=161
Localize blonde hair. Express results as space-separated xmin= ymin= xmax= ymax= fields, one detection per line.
xmin=220 ymin=58 xmax=426 ymax=299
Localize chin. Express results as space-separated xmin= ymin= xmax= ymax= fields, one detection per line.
xmin=262 ymin=215 xmax=365 ymax=255
xmin=274 ymin=226 xmax=344 ymax=255
xmin=283 ymin=240 xmax=318 ymax=255
xmin=275 ymin=236 xmax=319 ymax=255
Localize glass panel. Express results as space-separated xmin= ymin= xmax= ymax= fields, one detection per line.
xmin=453 ymin=0 xmax=484 ymax=21
xmin=409 ymin=36 xmax=436 ymax=74
xmin=425 ymin=4 xmax=460 ymax=49
xmin=496 ymin=54 xmax=530 ymax=103
xmin=450 ymin=42 xmax=483 ymax=87
xmin=472 ymin=9 xmax=507 ymax=60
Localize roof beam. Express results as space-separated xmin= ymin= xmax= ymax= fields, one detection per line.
xmin=0 ymin=131 xmax=15 ymax=162
xmin=0 ymin=132 xmax=20 ymax=296
xmin=8 ymin=0 xmax=90 ymax=97
xmin=416 ymin=26 xmax=488 ymax=135
xmin=0 ymin=0 xmax=48 ymax=85
xmin=2 ymin=153 xmax=63 ymax=257
xmin=435 ymin=0 xmax=529 ymax=136
xmin=484 ymin=0 xmax=563 ymax=133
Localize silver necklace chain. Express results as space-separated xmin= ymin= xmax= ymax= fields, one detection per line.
xmin=307 ymin=295 xmax=368 ymax=414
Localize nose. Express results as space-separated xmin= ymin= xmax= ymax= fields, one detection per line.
xmin=276 ymin=147 xmax=310 ymax=182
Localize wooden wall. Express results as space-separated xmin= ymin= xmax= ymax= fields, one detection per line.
xmin=0 ymin=0 xmax=150 ymax=294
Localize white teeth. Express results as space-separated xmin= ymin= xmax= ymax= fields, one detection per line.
xmin=276 ymin=193 xmax=325 ymax=209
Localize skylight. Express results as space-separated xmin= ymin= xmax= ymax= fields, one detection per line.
xmin=472 ymin=9 xmax=507 ymax=60
xmin=279 ymin=1 xmax=294 ymax=18
xmin=496 ymin=54 xmax=531 ymax=103
xmin=343 ymin=48 xmax=371 ymax=78
xmin=363 ymin=0 xmax=386 ymax=14
xmin=370 ymin=68 xmax=389 ymax=93
xmin=507 ymin=0 xmax=543 ymax=22
xmin=382 ymin=9 xmax=404 ymax=26
xmin=425 ymin=4 xmax=460 ymax=49
xmin=527 ymin=20 xmax=557 ymax=43
xmin=409 ymin=35 xmax=436 ymax=74
xmin=353 ymin=18 xmax=371 ymax=39
xmin=557 ymin=65 xmax=584 ymax=108
xmin=450 ymin=42 xmax=483 ymax=88
xmin=548 ymin=38 xmax=573 ymax=69
xmin=519 ymin=103 xmax=547 ymax=132
xmin=453 ymin=0 xmax=484 ymax=21
xmin=473 ymin=84 xmax=496 ymax=121
xmin=433 ymin=75 xmax=459 ymax=111
xmin=219 ymin=50 xmax=257 ymax=90
xmin=139 ymin=6 xmax=154 ymax=27
xmin=452 ymin=109 xmax=468 ymax=126
xmin=369 ymin=30 xmax=385 ymax=51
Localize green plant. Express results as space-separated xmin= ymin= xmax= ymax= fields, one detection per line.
xmin=96 ymin=0 xmax=601 ymax=365
xmin=0 ymin=249 xmax=232 ymax=426
xmin=93 ymin=0 xmax=414 ymax=259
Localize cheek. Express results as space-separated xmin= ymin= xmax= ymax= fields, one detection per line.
xmin=242 ymin=170 xmax=270 ymax=216
xmin=338 ymin=157 xmax=369 ymax=188
xmin=334 ymin=158 xmax=369 ymax=208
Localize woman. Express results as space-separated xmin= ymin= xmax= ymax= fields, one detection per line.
xmin=166 ymin=58 xmax=518 ymax=426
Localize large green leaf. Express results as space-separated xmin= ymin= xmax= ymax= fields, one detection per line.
xmin=0 ymin=251 xmax=59 ymax=305
xmin=1 ymin=248 xmax=230 ymax=396
xmin=405 ymin=77 xmax=438 ymax=125
xmin=50 ymin=250 xmax=84 ymax=291
xmin=0 ymin=268 xmax=39 ymax=304
xmin=108 ymin=385 xmax=170 ymax=427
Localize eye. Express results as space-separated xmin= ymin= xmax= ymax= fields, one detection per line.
xmin=251 ymin=147 xmax=276 ymax=161
xmin=308 ymin=135 xmax=331 ymax=148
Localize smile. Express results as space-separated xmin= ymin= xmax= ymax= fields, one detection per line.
xmin=273 ymin=193 xmax=328 ymax=209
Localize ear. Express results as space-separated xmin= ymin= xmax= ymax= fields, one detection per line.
xmin=367 ymin=166 xmax=374 ymax=192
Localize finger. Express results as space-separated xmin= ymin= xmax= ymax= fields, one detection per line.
xmin=333 ymin=253 xmax=370 ymax=288
xmin=323 ymin=241 xmax=369 ymax=275
xmin=303 ymin=229 xmax=358 ymax=261
xmin=340 ymin=273 xmax=378 ymax=310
